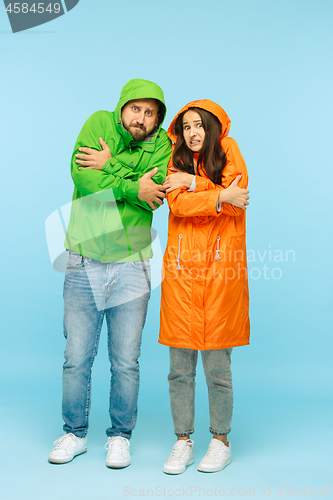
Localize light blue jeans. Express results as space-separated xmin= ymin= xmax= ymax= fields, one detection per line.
xmin=62 ymin=251 xmax=151 ymax=439
xmin=168 ymin=347 xmax=233 ymax=437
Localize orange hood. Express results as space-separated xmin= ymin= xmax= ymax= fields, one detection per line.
xmin=167 ymin=99 xmax=231 ymax=143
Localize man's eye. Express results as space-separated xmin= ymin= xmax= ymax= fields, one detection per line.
xmin=146 ymin=111 xmax=152 ymax=116
xmin=132 ymin=107 xmax=139 ymax=111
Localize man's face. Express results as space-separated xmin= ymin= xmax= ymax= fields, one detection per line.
xmin=121 ymin=99 xmax=160 ymax=141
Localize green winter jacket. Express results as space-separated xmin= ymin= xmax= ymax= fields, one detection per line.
xmin=64 ymin=79 xmax=172 ymax=262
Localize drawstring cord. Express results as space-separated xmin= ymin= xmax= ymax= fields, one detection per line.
xmin=176 ymin=234 xmax=183 ymax=270
xmin=215 ymin=236 xmax=221 ymax=260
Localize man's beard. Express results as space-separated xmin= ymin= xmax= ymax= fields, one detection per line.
xmin=128 ymin=126 xmax=147 ymax=141
xmin=124 ymin=122 xmax=153 ymax=142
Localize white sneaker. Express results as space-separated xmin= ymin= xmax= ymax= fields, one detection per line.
xmin=197 ymin=438 xmax=232 ymax=472
xmin=105 ymin=436 xmax=131 ymax=468
xmin=163 ymin=440 xmax=194 ymax=474
xmin=48 ymin=433 xmax=87 ymax=464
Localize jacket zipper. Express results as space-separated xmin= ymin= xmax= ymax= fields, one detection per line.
xmin=176 ymin=234 xmax=183 ymax=270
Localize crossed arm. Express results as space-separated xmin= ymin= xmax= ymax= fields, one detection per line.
xmin=71 ymin=112 xmax=170 ymax=210
xmin=163 ymin=137 xmax=250 ymax=218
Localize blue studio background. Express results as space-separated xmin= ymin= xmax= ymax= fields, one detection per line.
xmin=1 ymin=1 xmax=332 ymax=499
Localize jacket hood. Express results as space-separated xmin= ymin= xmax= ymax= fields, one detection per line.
xmin=167 ymin=99 xmax=231 ymax=144
xmin=115 ymin=78 xmax=167 ymax=129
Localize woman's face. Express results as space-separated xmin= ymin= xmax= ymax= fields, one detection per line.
xmin=182 ymin=110 xmax=206 ymax=152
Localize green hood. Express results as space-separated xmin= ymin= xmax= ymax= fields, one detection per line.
xmin=114 ymin=79 xmax=167 ymax=136
xmin=64 ymin=78 xmax=172 ymax=263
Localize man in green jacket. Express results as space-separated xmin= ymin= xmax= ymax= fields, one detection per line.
xmin=48 ymin=79 xmax=171 ymax=468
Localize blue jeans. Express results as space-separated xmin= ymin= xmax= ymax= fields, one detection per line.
xmin=62 ymin=251 xmax=151 ymax=439
xmin=168 ymin=347 xmax=233 ymax=437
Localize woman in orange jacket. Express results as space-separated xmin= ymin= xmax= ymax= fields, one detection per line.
xmin=159 ymin=100 xmax=250 ymax=474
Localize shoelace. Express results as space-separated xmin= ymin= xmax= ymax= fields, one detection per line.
xmin=206 ymin=443 xmax=228 ymax=458
xmin=206 ymin=446 xmax=213 ymax=457
xmin=105 ymin=437 xmax=127 ymax=457
xmin=169 ymin=442 xmax=191 ymax=460
xmin=53 ymin=433 xmax=77 ymax=451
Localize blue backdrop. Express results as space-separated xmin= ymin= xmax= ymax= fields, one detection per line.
xmin=1 ymin=1 xmax=332 ymax=499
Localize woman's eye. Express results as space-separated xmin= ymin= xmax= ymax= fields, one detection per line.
xmin=197 ymin=123 xmax=202 ymax=127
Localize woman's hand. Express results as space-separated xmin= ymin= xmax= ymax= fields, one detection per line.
xmin=163 ymin=171 xmax=195 ymax=193
xmin=76 ymin=137 xmax=112 ymax=170
xmin=219 ymin=174 xmax=250 ymax=209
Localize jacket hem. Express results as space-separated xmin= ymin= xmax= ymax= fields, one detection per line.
xmin=158 ymin=339 xmax=250 ymax=350
xmin=65 ymin=244 xmax=153 ymax=262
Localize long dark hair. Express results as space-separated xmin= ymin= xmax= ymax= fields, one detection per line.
xmin=172 ymin=107 xmax=226 ymax=185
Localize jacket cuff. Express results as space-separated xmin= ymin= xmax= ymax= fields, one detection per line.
xmin=188 ymin=176 xmax=196 ymax=192
xmin=126 ymin=179 xmax=140 ymax=198
xmin=102 ymin=157 xmax=119 ymax=173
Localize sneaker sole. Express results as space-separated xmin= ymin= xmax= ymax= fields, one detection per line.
xmin=48 ymin=448 xmax=87 ymax=464
xmin=106 ymin=460 xmax=131 ymax=469
xmin=163 ymin=456 xmax=194 ymax=475
xmin=197 ymin=456 xmax=231 ymax=473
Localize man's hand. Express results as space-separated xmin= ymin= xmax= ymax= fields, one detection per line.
xmin=76 ymin=137 xmax=112 ymax=170
xmin=163 ymin=171 xmax=195 ymax=193
xmin=218 ymin=174 xmax=250 ymax=209
xmin=138 ymin=167 xmax=166 ymax=210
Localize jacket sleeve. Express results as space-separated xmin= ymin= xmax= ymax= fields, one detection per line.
xmin=71 ymin=112 xmax=143 ymax=203
xmin=167 ymin=137 xmax=248 ymax=218
xmin=167 ymin=185 xmax=221 ymax=217
xmin=166 ymin=162 xmax=221 ymax=217
xmin=126 ymin=133 xmax=172 ymax=212
xmin=219 ymin=137 xmax=249 ymax=216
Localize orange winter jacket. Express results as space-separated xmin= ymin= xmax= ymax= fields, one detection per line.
xmin=159 ymin=100 xmax=250 ymax=350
